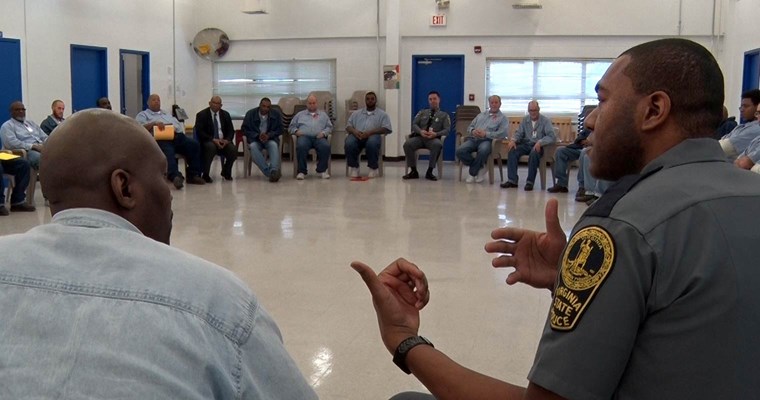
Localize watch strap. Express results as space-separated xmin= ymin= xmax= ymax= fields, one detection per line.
xmin=392 ymin=336 xmax=434 ymax=374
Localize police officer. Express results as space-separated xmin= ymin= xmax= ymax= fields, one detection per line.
xmin=352 ymin=38 xmax=760 ymax=399
xmin=402 ymin=91 xmax=451 ymax=181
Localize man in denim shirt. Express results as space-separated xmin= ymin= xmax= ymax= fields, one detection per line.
xmin=502 ymin=100 xmax=557 ymax=191
xmin=456 ymin=95 xmax=507 ymax=183
xmin=0 ymin=109 xmax=317 ymax=399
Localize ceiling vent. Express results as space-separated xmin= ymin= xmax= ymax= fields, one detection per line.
xmin=512 ymin=1 xmax=542 ymax=10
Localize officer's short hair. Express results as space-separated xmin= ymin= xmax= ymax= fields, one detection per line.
xmin=621 ymin=38 xmax=724 ymax=139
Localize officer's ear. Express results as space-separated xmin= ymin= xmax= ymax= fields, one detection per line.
xmin=639 ymin=90 xmax=671 ymax=133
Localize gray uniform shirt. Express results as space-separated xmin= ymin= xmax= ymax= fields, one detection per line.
xmin=530 ymin=138 xmax=760 ymax=400
xmin=411 ymin=109 xmax=450 ymax=138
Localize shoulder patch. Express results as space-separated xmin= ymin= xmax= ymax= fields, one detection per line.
xmin=551 ymin=225 xmax=616 ymax=331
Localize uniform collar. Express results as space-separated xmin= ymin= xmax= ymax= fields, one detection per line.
xmin=640 ymin=138 xmax=728 ymax=176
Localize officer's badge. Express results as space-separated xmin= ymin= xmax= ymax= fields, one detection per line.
xmin=550 ymin=226 xmax=615 ymax=331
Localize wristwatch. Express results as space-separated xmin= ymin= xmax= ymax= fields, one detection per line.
xmin=392 ymin=336 xmax=434 ymax=374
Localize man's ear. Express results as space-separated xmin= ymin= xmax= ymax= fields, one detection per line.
xmin=640 ymin=90 xmax=671 ymax=132
xmin=111 ymin=169 xmax=137 ymax=209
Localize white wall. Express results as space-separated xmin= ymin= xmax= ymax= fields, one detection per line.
xmin=2 ymin=0 xmax=755 ymax=155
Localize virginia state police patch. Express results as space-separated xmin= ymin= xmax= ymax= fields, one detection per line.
xmin=551 ymin=225 xmax=615 ymax=331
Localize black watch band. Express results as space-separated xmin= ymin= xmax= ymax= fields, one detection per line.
xmin=392 ymin=336 xmax=434 ymax=374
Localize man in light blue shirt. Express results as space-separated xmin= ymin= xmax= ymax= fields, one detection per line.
xmin=734 ymin=103 xmax=760 ymax=174
xmin=289 ymin=94 xmax=333 ymax=180
xmin=456 ymin=95 xmax=507 ymax=183
xmin=345 ymin=91 xmax=392 ymax=178
xmin=0 ymin=109 xmax=318 ymax=399
xmin=0 ymin=101 xmax=48 ymax=170
xmin=136 ymin=94 xmax=205 ymax=189
xmin=719 ymin=88 xmax=760 ymax=158
xmin=502 ymin=100 xmax=557 ymax=191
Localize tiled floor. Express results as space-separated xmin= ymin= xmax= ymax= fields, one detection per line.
xmin=0 ymin=160 xmax=588 ymax=399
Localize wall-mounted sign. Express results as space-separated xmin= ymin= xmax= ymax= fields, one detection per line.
xmin=431 ymin=14 xmax=446 ymax=26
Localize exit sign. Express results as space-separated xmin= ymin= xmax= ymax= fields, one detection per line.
xmin=431 ymin=14 xmax=447 ymax=26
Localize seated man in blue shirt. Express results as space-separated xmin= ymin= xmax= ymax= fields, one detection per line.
xmin=0 ymin=109 xmax=318 ymax=398
xmin=718 ymin=89 xmax=760 ymax=158
xmin=289 ymin=94 xmax=333 ymax=180
xmin=345 ymin=91 xmax=392 ymax=179
xmin=136 ymin=94 xmax=204 ymax=189
xmin=734 ymin=103 xmax=760 ymax=175
xmin=0 ymin=101 xmax=48 ymax=170
xmin=242 ymin=97 xmax=283 ymax=182
xmin=456 ymin=95 xmax=507 ymax=183
xmin=502 ymin=101 xmax=557 ymax=191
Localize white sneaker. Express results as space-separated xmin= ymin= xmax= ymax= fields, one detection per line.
xmin=368 ymin=168 xmax=379 ymax=178
xmin=296 ymin=172 xmax=305 ymax=180
xmin=465 ymin=175 xmax=475 ymax=183
xmin=475 ymin=168 xmax=487 ymax=183
xmin=349 ymin=167 xmax=359 ymax=178
xmin=321 ymin=172 xmax=331 ymax=179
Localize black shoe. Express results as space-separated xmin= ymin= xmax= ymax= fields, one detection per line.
xmin=585 ymin=196 xmax=600 ymax=206
xmin=187 ymin=176 xmax=206 ymax=185
xmin=500 ymin=181 xmax=518 ymax=189
xmin=575 ymin=187 xmax=586 ymax=198
xmin=576 ymin=194 xmax=596 ymax=203
xmin=10 ymin=203 xmax=36 ymax=212
xmin=0 ymin=206 xmax=8 ymax=216
xmin=202 ymin=175 xmax=213 ymax=183
xmin=402 ymin=170 xmax=419 ymax=180
xmin=172 ymin=176 xmax=184 ymax=190
xmin=222 ymin=173 xmax=233 ymax=181
xmin=425 ymin=172 xmax=438 ymax=181
xmin=269 ymin=169 xmax=281 ymax=183
xmin=547 ymin=185 xmax=568 ymax=193
xmin=524 ymin=183 xmax=534 ymax=191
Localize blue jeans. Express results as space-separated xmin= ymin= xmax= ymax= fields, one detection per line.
xmin=345 ymin=134 xmax=382 ymax=169
xmin=157 ymin=134 xmax=202 ymax=180
xmin=0 ymin=158 xmax=31 ymax=205
xmin=250 ymin=139 xmax=280 ymax=177
xmin=553 ymin=146 xmax=582 ymax=187
xmin=456 ymin=138 xmax=492 ymax=176
xmin=26 ymin=150 xmax=41 ymax=170
xmin=507 ymin=142 xmax=542 ymax=185
xmin=296 ymin=135 xmax=330 ymax=174
xmin=579 ymin=147 xmax=612 ymax=195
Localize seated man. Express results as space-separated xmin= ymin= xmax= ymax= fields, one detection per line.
xmin=714 ymin=105 xmax=737 ymax=140
xmin=0 ymin=109 xmax=318 ymax=398
xmin=0 ymin=156 xmax=35 ymax=215
xmin=289 ymin=94 xmax=333 ymax=180
xmin=242 ymin=97 xmax=283 ymax=182
xmin=548 ymin=110 xmax=593 ymax=194
xmin=0 ymin=101 xmax=48 ymax=170
xmin=136 ymin=94 xmax=204 ymax=189
xmin=718 ymin=89 xmax=760 ymax=158
xmin=195 ymin=96 xmax=237 ymax=182
xmin=502 ymin=100 xmax=556 ymax=191
xmin=574 ymin=146 xmax=612 ymax=205
xmin=40 ymin=100 xmax=65 ymax=135
xmin=734 ymin=103 xmax=760 ymax=174
xmin=345 ymin=91 xmax=392 ymax=179
xmin=455 ymin=95 xmax=507 ymax=183
xmin=402 ymin=91 xmax=450 ymax=181
xmin=97 ymin=97 xmax=112 ymax=110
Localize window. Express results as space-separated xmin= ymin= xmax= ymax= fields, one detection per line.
xmin=486 ymin=59 xmax=613 ymax=115
xmin=213 ymin=59 xmax=337 ymax=119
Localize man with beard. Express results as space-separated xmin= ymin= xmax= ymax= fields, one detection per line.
xmin=0 ymin=101 xmax=48 ymax=170
xmin=345 ymin=91 xmax=392 ymax=179
xmin=352 ymin=38 xmax=760 ymax=399
xmin=0 ymin=109 xmax=318 ymax=399
xmin=40 ymin=100 xmax=65 ymax=135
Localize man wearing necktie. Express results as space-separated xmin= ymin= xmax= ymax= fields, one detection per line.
xmin=195 ymin=96 xmax=237 ymax=182
xmin=402 ymin=91 xmax=450 ymax=181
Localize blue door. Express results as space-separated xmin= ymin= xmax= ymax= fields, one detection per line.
xmin=71 ymin=45 xmax=108 ymax=112
xmin=411 ymin=55 xmax=465 ymax=161
xmin=0 ymin=38 xmax=23 ymax=122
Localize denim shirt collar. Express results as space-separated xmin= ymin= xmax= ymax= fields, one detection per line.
xmin=52 ymin=208 xmax=143 ymax=235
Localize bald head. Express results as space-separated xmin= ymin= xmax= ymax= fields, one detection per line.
xmin=306 ymin=95 xmax=318 ymax=113
xmin=148 ymin=94 xmax=161 ymax=112
xmin=40 ymin=109 xmax=173 ymax=244
xmin=209 ymin=96 xmax=222 ymax=113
